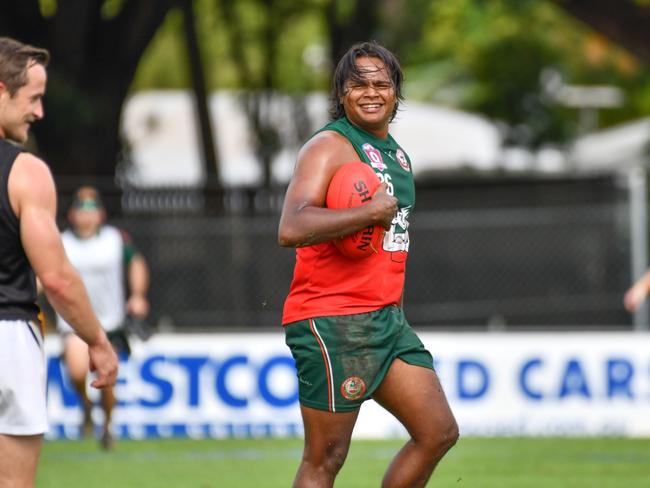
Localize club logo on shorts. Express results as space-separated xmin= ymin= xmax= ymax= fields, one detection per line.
xmin=396 ymin=149 xmax=410 ymax=171
xmin=362 ymin=143 xmax=386 ymax=171
xmin=340 ymin=376 xmax=366 ymax=401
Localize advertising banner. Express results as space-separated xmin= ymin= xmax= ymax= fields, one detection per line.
xmin=45 ymin=332 xmax=650 ymax=439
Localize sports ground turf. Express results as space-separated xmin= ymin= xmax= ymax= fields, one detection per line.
xmin=37 ymin=437 xmax=650 ymax=487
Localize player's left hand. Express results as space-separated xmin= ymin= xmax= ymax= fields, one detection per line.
xmin=127 ymin=294 xmax=149 ymax=319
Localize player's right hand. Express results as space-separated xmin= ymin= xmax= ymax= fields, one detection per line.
xmin=371 ymin=183 xmax=398 ymax=230
xmin=624 ymin=285 xmax=646 ymax=313
xmin=88 ymin=337 xmax=119 ymax=388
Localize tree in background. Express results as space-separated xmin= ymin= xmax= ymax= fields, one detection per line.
xmin=131 ymin=0 xmax=425 ymax=195
xmin=204 ymin=0 xmax=385 ymax=195
xmin=400 ymin=0 xmax=649 ymax=148
xmin=0 ymin=0 xmax=176 ymax=180
xmin=1 ymin=0 xmax=647 ymax=185
xmin=217 ymin=0 xmax=321 ymax=195
xmin=552 ymin=0 xmax=650 ymax=64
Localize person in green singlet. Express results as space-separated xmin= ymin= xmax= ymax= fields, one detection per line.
xmin=278 ymin=41 xmax=458 ymax=488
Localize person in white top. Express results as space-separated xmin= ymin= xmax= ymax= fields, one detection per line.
xmin=56 ymin=186 xmax=149 ymax=450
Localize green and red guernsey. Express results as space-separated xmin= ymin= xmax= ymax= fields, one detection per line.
xmin=282 ymin=116 xmax=415 ymax=324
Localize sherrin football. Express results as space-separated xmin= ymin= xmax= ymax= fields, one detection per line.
xmin=326 ymin=161 xmax=385 ymax=259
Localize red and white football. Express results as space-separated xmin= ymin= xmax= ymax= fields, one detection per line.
xmin=326 ymin=161 xmax=384 ymax=259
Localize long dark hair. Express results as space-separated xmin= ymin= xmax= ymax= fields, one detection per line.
xmin=329 ymin=41 xmax=404 ymax=122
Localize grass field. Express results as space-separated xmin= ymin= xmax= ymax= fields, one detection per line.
xmin=37 ymin=436 xmax=650 ymax=487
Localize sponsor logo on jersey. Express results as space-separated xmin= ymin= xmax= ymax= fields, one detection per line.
xmin=340 ymin=376 xmax=366 ymax=400
xmin=396 ymin=149 xmax=410 ymax=171
xmin=362 ymin=143 xmax=387 ymax=171
xmin=383 ymin=205 xmax=411 ymax=260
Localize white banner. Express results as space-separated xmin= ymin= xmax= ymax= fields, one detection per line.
xmin=45 ymin=332 xmax=650 ymax=439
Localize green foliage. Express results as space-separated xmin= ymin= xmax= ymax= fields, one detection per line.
xmin=101 ymin=0 xmax=126 ymax=19
xmin=130 ymin=0 xmax=650 ymax=147
xmin=37 ymin=0 xmax=126 ymax=19
xmin=274 ymin=15 xmax=329 ymax=93
xmin=467 ymin=33 xmax=572 ymax=146
xmin=131 ymin=0 xmax=328 ymax=93
xmin=130 ymin=10 xmax=189 ymax=90
xmin=399 ymin=0 xmax=650 ymax=146
xmin=38 ymin=0 xmax=57 ymax=17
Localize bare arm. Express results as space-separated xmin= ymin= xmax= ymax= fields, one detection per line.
xmin=624 ymin=269 xmax=650 ymax=312
xmin=278 ymin=131 xmax=397 ymax=248
xmin=9 ymin=153 xmax=117 ymax=388
xmin=126 ymin=254 xmax=150 ymax=319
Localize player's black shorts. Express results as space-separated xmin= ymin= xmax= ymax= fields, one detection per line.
xmin=107 ymin=328 xmax=131 ymax=357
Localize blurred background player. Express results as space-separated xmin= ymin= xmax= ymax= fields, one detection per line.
xmin=0 ymin=36 xmax=117 ymax=487
xmin=55 ymin=185 xmax=149 ymax=450
xmin=278 ymin=41 xmax=458 ymax=488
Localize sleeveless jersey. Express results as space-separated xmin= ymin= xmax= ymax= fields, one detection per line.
xmin=282 ymin=116 xmax=415 ymax=324
xmin=0 ymin=139 xmax=39 ymax=321
xmin=56 ymin=226 xmax=135 ymax=333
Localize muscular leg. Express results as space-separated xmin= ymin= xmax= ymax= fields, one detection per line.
xmin=373 ymin=359 xmax=458 ymax=488
xmin=0 ymin=434 xmax=42 ymax=488
xmin=63 ymin=334 xmax=93 ymax=436
xmin=293 ymin=405 xmax=359 ymax=488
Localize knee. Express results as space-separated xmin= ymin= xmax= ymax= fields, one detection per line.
xmin=320 ymin=441 xmax=350 ymax=475
xmin=420 ymin=418 xmax=459 ymax=456
xmin=436 ymin=418 xmax=460 ymax=454
xmin=325 ymin=444 xmax=349 ymax=474
xmin=304 ymin=441 xmax=350 ymax=475
xmin=440 ymin=418 xmax=460 ymax=452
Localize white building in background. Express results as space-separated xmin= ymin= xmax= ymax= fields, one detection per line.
xmin=120 ymin=90 xmax=502 ymax=188
xmin=120 ymin=90 xmax=649 ymax=188
xmin=121 ymin=91 xmax=204 ymax=186
xmin=568 ymin=117 xmax=650 ymax=174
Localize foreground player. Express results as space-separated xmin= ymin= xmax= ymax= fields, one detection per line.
xmin=56 ymin=186 xmax=149 ymax=450
xmin=0 ymin=37 xmax=117 ymax=487
xmin=279 ymin=41 xmax=458 ymax=488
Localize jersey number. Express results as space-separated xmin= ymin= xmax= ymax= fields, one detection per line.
xmin=376 ymin=172 xmax=394 ymax=196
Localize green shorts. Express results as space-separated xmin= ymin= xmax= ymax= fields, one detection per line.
xmin=284 ymin=305 xmax=434 ymax=412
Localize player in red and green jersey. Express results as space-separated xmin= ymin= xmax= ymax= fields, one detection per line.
xmin=279 ymin=41 xmax=458 ymax=488
xmin=282 ymin=115 xmax=413 ymax=322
